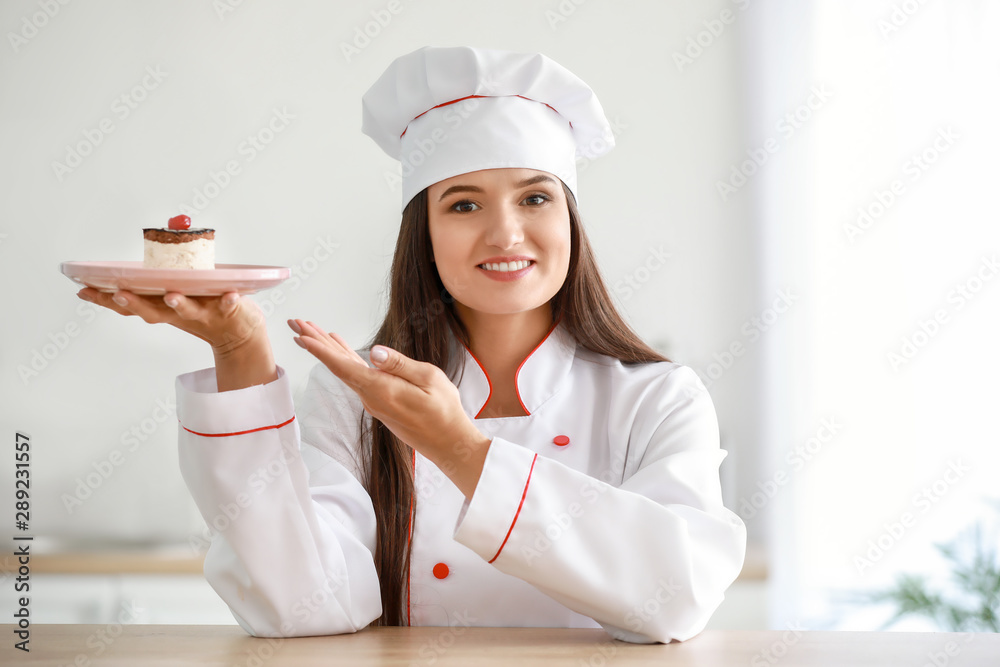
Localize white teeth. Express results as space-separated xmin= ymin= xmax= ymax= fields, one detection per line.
xmin=480 ymin=260 xmax=531 ymax=272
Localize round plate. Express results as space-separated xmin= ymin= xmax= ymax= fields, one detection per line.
xmin=61 ymin=261 xmax=291 ymax=296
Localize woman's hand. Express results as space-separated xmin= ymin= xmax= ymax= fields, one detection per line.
xmin=288 ymin=318 xmax=491 ymax=498
xmin=77 ymin=288 xmax=277 ymax=391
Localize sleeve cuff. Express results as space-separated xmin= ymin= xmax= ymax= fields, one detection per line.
xmin=176 ymin=366 xmax=294 ymax=438
xmin=454 ymin=437 xmax=538 ymax=564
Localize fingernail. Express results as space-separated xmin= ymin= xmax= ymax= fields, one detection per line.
xmin=112 ymin=294 xmax=128 ymax=307
xmin=77 ymin=291 xmax=92 ymax=302
xmin=164 ymin=296 xmax=179 ymax=308
xmin=287 ymin=319 xmax=302 ymax=334
xmin=222 ymin=294 xmax=238 ymax=306
xmin=293 ymin=337 xmax=306 ymax=349
xmin=371 ymin=346 xmax=388 ymax=363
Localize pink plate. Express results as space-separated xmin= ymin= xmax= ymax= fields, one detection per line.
xmin=61 ymin=261 xmax=291 ymax=296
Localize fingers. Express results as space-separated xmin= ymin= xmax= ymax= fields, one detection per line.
xmin=78 ymin=288 xmax=199 ymax=325
xmin=289 ymin=320 xmax=379 ymax=389
xmin=116 ymin=290 xmax=196 ymax=325
xmin=77 ymin=287 xmax=136 ymax=317
xmin=287 ymin=319 xmax=443 ymax=407
xmin=79 ymin=289 xmax=178 ymax=323
xmin=288 ymin=319 xmax=368 ymax=367
xmin=368 ymin=345 xmax=439 ymax=388
xmin=294 ymin=330 xmax=370 ymax=387
xmin=291 ymin=320 xmax=355 ymax=360
xmin=327 ymin=330 xmax=364 ymax=361
xmin=162 ymin=291 xmax=240 ymax=323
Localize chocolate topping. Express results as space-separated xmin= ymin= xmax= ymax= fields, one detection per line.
xmin=142 ymin=228 xmax=216 ymax=244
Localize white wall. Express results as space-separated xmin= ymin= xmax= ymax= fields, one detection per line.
xmin=743 ymin=1 xmax=1000 ymax=631
xmin=0 ymin=0 xmax=761 ymax=566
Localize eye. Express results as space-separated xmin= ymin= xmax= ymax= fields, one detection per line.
xmin=450 ymin=200 xmax=480 ymax=213
xmin=522 ymin=193 xmax=551 ymax=207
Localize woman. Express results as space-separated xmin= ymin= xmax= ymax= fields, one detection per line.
xmin=77 ymin=46 xmax=746 ymax=643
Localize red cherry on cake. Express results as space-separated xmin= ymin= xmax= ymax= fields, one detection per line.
xmin=168 ymin=214 xmax=191 ymax=230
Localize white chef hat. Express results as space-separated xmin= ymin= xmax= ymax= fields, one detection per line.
xmin=362 ymin=46 xmax=615 ymax=211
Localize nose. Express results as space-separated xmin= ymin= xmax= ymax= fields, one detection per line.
xmin=483 ymin=203 xmax=524 ymax=250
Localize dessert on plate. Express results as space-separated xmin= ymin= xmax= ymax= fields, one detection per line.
xmin=143 ymin=215 xmax=215 ymax=269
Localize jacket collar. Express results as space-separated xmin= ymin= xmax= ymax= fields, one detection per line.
xmin=450 ymin=320 xmax=577 ymax=418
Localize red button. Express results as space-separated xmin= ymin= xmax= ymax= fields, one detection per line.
xmin=553 ymin=435 xmax=570 ymax=447
xmin=433 ymin=563 xmax=450 ymax=579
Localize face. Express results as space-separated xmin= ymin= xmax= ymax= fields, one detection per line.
xmin=426 ymin=168 xmax=571 ymax=321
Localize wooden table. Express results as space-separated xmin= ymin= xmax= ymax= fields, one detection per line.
xmin=3 ymin=625 xmax=999 ymax=666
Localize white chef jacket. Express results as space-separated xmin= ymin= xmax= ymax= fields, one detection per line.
xmin=175 ymin=322 xmax=746 ymax=644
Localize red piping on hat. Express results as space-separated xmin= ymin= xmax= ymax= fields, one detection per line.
xmin=400 ymin=94 xmax=569 ymax=138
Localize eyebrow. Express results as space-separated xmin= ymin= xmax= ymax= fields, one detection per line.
xmin=436 ymin=174 xmax=558 ymax=201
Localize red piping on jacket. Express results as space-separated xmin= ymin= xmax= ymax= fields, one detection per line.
xmin=400 ymin=94 xmax=568 ymax=138
xmin=488 ymin=453 xmax=538 ymax=564
xmin=407 ymin=449 xmax=415 ymax=627
xmin=461 ymin=319 xmax=560 ymax=419
xmin=181 ymin=416 xmax=296 ymax=438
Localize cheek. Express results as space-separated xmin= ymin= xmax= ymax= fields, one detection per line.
xmin=428 ymin=217 xmax=455 ymax=268
xmin=545 ymin=215 xmax=572 ymax=270
xmin=428 ymin=221 xmax=471 ymax=289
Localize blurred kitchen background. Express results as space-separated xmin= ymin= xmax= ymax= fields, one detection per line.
xmin=1 ymin=0 xmax=998 ymax=632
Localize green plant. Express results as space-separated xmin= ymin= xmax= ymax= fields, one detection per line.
xmin=861 ymin=522 xmax=999 ymax=632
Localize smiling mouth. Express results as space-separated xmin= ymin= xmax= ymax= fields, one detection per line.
xmin=477 ymin=260 xmax=534 ymax=272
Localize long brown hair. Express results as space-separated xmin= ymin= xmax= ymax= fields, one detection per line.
xmin=360 ymin=183 xmax=668 ymax=626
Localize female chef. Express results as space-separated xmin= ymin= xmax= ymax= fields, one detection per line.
xmin=77 ymin=46 xmax=746 ymax=644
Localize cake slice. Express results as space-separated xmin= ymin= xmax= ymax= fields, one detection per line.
xmin=143 ymin=215 xmax=215 ymax=269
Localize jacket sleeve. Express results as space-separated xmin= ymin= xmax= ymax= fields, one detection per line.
xmin=452 ymin=364 xmax=746 ymax=643
xmin=176 ymin=364 xmax=382 ymax=637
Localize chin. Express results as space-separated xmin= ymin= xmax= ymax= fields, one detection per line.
xmin=463 ymin=295 xmax=554 ymax=317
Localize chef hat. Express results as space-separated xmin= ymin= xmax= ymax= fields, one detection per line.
xmin=362 ymin=46 xmax=615 ymax=211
